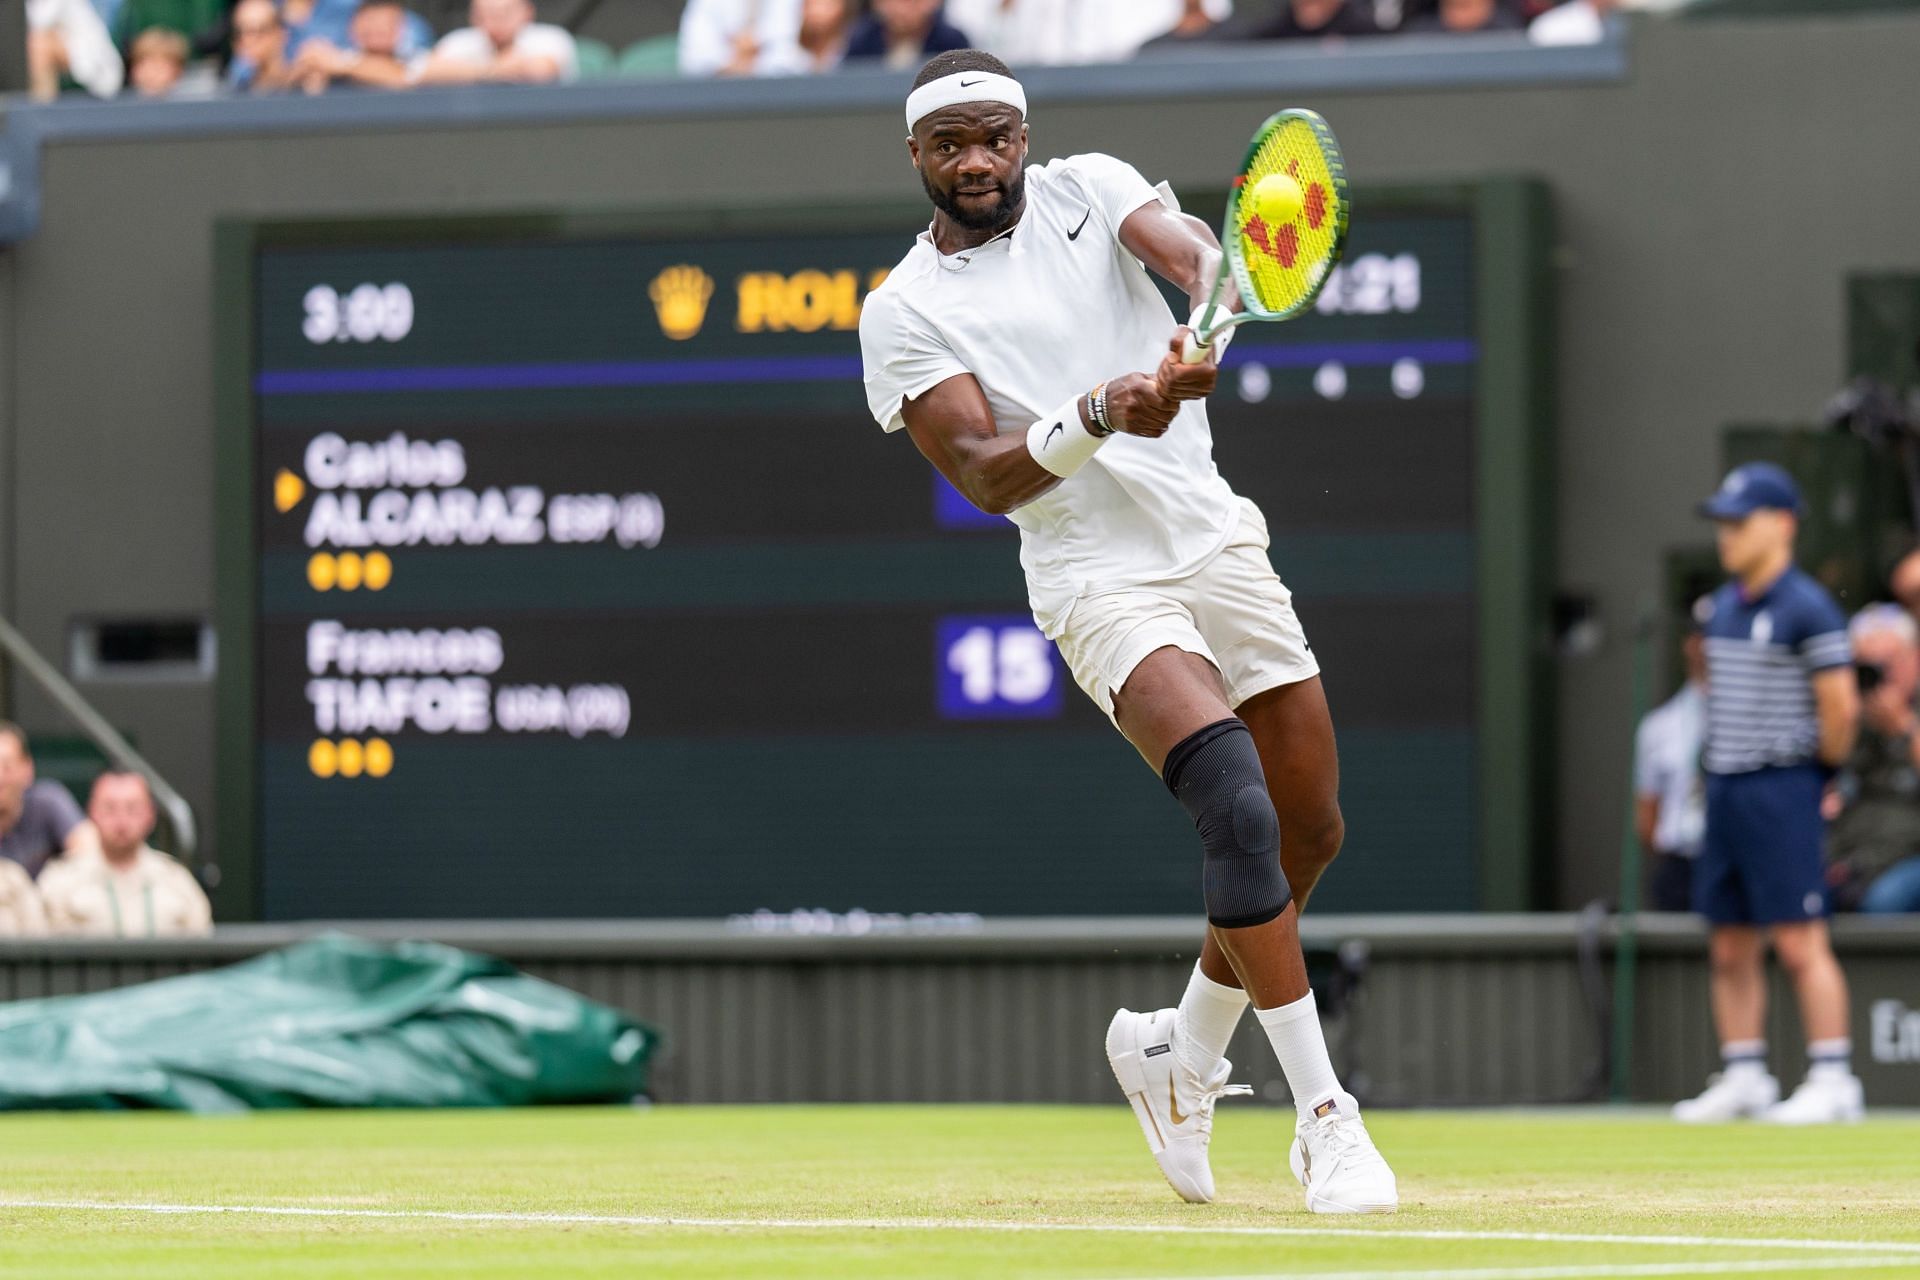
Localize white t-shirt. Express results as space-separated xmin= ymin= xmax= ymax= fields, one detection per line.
xmin=428 ymin=23 xmax=579 ymax=81
xmin=1634 ymin=681 xmax=1707 ymax=857
xmin=945 ymin=0 xmax=1233 ymax=65
xmin=859 ymin=153 xmax=1239 ymax=629
xmin=677 ymin=0 xmax=810 ymax=77
xmin=27 ymin=0 xmax=123 ymax=98
xmin=1529 ymin=1 xmax=1606 ymax=46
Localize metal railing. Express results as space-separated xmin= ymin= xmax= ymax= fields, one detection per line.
xmin=0 ymin=613 xmax=201 ymax=873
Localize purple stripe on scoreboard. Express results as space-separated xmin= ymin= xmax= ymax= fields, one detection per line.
xmin=253 ymin=340 xmax=1479 ymax=396
xmin=255 ymin=354 xmax=866 ymax=395
xmin=933 ymin=471 xmax=1006 ymax=531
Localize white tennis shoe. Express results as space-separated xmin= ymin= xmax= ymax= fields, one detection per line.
xmin=1672 ymin=1069 xmax=1780 ymax=1122
xmin=1288 ymin=1090 xmax=1398 ymax=1214
xmin=1761 ymin=1072 xmax=1864 ymax=1125
xmin=1105 ymin=1007 xmax=1250 ymax=1204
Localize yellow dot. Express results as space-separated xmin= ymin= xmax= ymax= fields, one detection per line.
xmin=364 ymin=738 xmax=394 ymax=777
xmin=363 ymin=551 xmax=393 ymax=591
xmin=273 ymin=469 xmax=306 ymax=514
xmin=337 ymin=738 xmax=365 ymax=778
xmin=309 ymin=739 xmax=338 ymax=778
xmin=307 ymin=553 xmax=337 ymax=591
xmin=336 ymin=552 xmax=364 ymax=591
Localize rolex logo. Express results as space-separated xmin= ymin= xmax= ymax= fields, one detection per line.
xmin=649 ymin=264 xmax=715 ymax=341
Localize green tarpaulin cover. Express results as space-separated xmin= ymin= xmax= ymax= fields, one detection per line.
xmin=0 ymin=935 xmax=657 ymax=1111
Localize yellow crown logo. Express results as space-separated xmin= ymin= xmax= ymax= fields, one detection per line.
xmin=649 ymin=264 xmax=715 ymax=341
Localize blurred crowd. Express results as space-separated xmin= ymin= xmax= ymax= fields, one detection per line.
xmin=679 ymin=0 xmax=1624 ymax=77
xmin=26 ymin=0 xmax=1625 ymax=103
xmin=1636 ymin=549 xmax=1920 ymax=917
xmin=0 ymin=723 xmax=211 ymax=938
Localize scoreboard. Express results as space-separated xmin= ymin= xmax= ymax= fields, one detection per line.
xmin=216 ymin=184 xmax=1550 ymax=920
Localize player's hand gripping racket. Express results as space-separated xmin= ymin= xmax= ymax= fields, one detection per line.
xmin=1180 ymin=109 xmax=1350 ymax=364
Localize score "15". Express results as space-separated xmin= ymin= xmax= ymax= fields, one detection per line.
xmin=304 ymin=283 xmax=415 ymax=345
xmin=937 ymin=617 xmax=1063 ymax=720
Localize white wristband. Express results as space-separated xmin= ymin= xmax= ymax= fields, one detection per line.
xmin=1026 ymin=396 xmax=1105 ymax=478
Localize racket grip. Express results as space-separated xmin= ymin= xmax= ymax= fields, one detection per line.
xmin=1182 ymin=303 xmax=1233 ymax=364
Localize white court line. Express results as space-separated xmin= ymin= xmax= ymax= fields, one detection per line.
xmin=5 ymin=1199 xmax=1920 ymax=1259
xmin=1126 ymin=1260 xmax=1920 ymax=1280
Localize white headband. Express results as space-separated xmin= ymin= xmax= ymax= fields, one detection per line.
xmin=905 ymin=71 xmax=1027 ymax=133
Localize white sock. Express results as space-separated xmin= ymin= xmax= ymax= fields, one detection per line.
xmin=1721 ymin=1040 xmax=1768 ymax=1080
xmin=1807 ymin=1038 xmax=1853 ymax=1080
xmin=1255 ymin=989 xmax=1344 ymax=1120
xmin=1172 ymin=962 xmax=1249 ymax=1075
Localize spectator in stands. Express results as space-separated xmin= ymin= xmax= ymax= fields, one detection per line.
xmin=38 ymin=772 xmax=212 ymax=939
xmin=949 ymin=0 xmax=1234 ymax=63
xmin=0 ymin=858 xmax=48 ymax=938
xmin=1825 ymin=605 xmax=1920 ymax=914
xmin=281 ymin=0 xmax=434 ymax=60
xmin=1891 ymin=549 xmax=1920 ymax=632
xmin=729 ymin=0 xmax=855 ymax=75
xmin=1231 ymin=0 xmax=1378 ymax=41
xmin=291 ymin=0 xmax=418 ymax=92
xmin=415 ymin=0 xmax=579 ymax=84
xmin=0 ymin=723 xmax=89 ymax=881
xmin=127 ymin=26 xmax=191 ymax=95
xmin=28 ymin=0 xmax=125 ymax=100
xmin=843 ymin=0 xmax=970 ymax=71
xmin=1138 ymin=0 xmax=1237 ymax=54
xmin=677 ymin=0 xmax=801 ymax=77
xmin=111 ymin=0 xmax=223 ymax=54
xmin=784 ymin=0 xmax=855 ymax=72
xmin=1529 ymin=0 xmax=1619 ymax=45
xmin=1405 ymin=0 xmax=1524 ymax=31
xmin=225 ymin=0 xmax=299 ymax=93
xmin=1634 ymin=601 xmax=1708 ymax=912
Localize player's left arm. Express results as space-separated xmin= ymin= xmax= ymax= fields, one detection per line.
xmin=1116 ymin=202 xmax=1236 ymax=401
xmin=1811 ymin=668 xmax=1859 ymax=768
xmin=1118 ymin=201 xmax=1237 ymax=324
xmin=1800 ymin=599 xmax=1858 ymax=767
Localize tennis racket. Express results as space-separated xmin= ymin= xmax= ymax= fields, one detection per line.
xmin=1180 ymin=109 xmax=1351 ymax=364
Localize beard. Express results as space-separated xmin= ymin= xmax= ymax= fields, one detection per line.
xmin=922 ymin=165 xmax=1026 ymax=233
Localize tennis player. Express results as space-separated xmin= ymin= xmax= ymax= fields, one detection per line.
xmin=859 ymin=51 xmax=1395 ymax=1214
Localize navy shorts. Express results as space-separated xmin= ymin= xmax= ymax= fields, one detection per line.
xmin=1697 ymin=764 xmax=1829 ymax=926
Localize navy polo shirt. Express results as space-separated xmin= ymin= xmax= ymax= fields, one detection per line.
xmin=1701 ymin=567 xmax=1851 ymax=776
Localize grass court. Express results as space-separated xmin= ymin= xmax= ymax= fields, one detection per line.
xmin=3 ymin=1106 xmax=1917 ymax=1279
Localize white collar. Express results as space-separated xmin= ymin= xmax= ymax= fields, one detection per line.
xmin=924 ymin=215 xmax=1024 ymax=271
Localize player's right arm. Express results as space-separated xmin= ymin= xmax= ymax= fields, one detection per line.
xmin=901 ymin=371 xmax=1182 ymax=516
xmin=1632 ymin=719 xmax=1662 ymax=851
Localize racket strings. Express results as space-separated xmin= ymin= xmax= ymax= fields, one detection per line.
xmin=1234 ymin=119 xmax=1344 ymax=318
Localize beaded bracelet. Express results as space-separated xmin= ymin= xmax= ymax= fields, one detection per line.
xmin=1088 ymin=381 xmax=1114 ymax=437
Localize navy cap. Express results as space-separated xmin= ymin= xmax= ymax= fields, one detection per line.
xmin=1698 ymin=462 xmax=1802 ymax=519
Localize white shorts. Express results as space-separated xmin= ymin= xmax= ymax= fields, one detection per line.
xmin=1039 ymin=499 xmax=1320 ymax=722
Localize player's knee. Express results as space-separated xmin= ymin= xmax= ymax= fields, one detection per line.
xmin=1164 ymin=718 xmax=1291 ymax=929
xmin=1769 ymin=925 xmax=1827 ymax=976
xmin=1709 ymin=930 xmax=1759 ymax=975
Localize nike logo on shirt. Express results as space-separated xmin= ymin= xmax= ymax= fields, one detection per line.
xmin=1067 ymin=210 xmax=1092 ymax=241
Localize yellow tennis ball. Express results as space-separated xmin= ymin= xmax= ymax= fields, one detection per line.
xmin=1248 ymin=173 xmax=1304 ymax=227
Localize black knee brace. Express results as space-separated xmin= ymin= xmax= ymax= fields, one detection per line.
xmin=1164 ymin=718 xmax=1291 ymax=929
